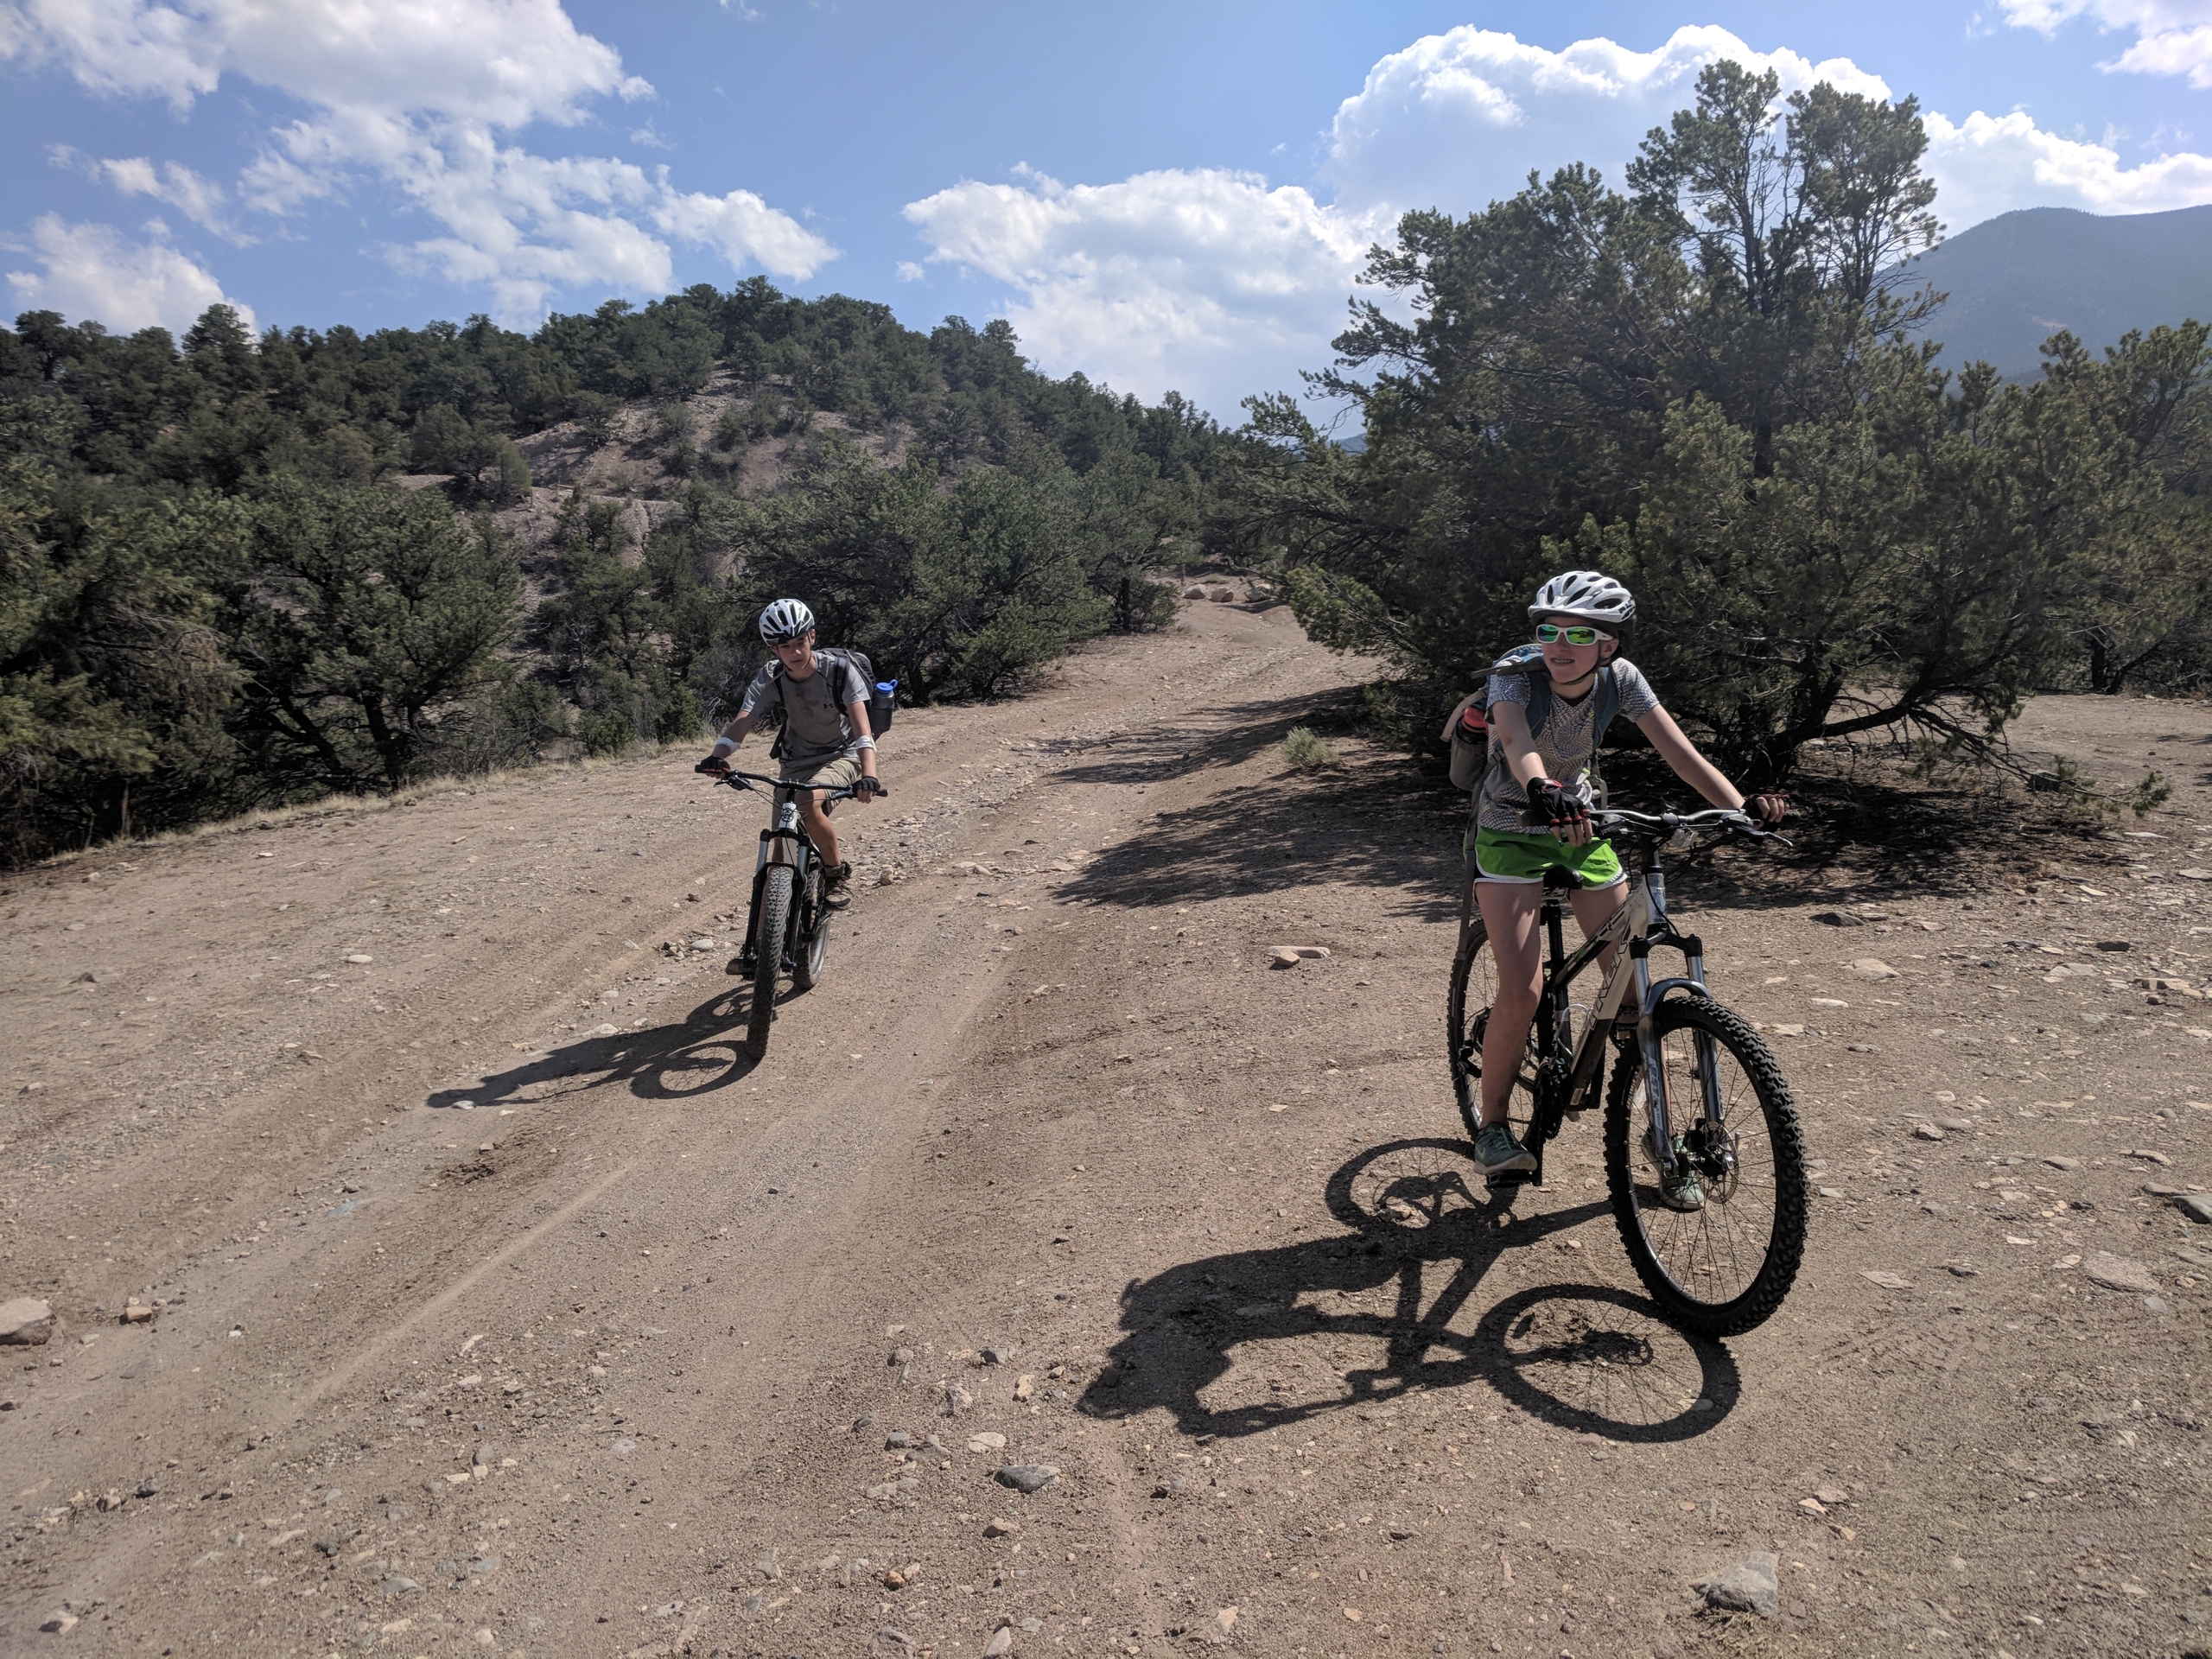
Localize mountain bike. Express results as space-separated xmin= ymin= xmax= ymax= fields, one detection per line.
xmin=1446 ymin=807 xmax=1808 ymax=1337
xmin=709 ymin=769 xmax=885 ymax=1060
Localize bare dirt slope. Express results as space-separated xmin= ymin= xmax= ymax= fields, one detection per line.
xmin=3 ymin=605 xmax=2209 ymax=1659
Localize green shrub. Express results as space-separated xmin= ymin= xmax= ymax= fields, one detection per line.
xmin=1283 ymin=726 xmax=1338 ymax=773
xmin=582 ymin=711 xmax=634 ymax=756
xmin=654 ymin=683 xmax=705 ymax=745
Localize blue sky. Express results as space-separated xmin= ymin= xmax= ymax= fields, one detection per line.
xmin=5 ymin=0 xmax=2211 ymax=416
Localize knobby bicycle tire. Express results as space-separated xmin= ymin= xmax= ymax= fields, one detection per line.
xmin=1603 ymin=995 xmax=1808 ymax=1337
xmin=746 ymin=865 xmax=795 ymax=1059
xmin=1446 ymin=918 xmax=1554 ymax=1153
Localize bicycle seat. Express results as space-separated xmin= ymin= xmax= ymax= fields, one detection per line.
xmin=1541 ymin=868 xmax=1580 ymax=893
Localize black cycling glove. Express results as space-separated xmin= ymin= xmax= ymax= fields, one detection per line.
xmin=695 ymin=754 xmax=731 ymax=777
xmin=855 ymin=775 xmax=886 ymax=800
xmin=1528 ymin=777 xmax=1592 ymax=836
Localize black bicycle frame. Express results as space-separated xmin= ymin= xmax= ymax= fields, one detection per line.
xmin=715 ymin=772 xmax=847 ymax=969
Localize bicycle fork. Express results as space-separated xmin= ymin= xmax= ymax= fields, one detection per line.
xmin=1611 ymin=870 xmax=1724 ymax=1182
xmin=743 ymin=800 xmax=810 ymax=965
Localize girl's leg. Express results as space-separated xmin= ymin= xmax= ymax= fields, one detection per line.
xmin=1474 ymin=879 xmax=1545 ymax=1128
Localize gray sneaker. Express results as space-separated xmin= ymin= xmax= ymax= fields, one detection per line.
xmin=1473 ymin=1122 xmax=1537 ymax=1176
xmin=1643 ymin=1124 xmax=1706 ymax=1211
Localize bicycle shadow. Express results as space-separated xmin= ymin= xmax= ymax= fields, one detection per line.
xmin=423 ymin=980 xmax=773 ymax=1111
xmin=1077 ymin=1138 xmax=1740 ymax=1446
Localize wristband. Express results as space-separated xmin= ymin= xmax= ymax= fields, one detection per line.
xmin=854 ymin=735 xmax=876 ymax=751
xmin=712 ymin=738 xmax=735 ymax=755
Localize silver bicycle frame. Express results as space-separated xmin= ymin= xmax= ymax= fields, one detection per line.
xmin=1571 ymin=862 xmax=1714 ymax=1170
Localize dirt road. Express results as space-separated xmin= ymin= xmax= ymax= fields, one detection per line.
xmin=3 ymin=602 xmax=2209 ymax=1659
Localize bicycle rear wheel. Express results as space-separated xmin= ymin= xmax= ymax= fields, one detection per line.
xmin=745 ymin=866 xmax=795 ymax=1059
xmin=790 ymin=867 xmax=829 ymax=991
xmin=1603 ymin=996 xmax=1808 ymax=1338
xmin=1446 ymin=917 xmax=1552 ymax=1154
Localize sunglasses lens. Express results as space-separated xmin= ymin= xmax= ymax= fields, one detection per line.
xmin=1538 ymin=625 xmax=1601 ymax=645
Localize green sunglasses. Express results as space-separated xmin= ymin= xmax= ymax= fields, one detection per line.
xmin=1535 ymin=622 xmax=1611 ymax=646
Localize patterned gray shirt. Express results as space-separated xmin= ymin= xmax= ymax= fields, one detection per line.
xmin=1476 ymin=658 xmax=1660 ymax=834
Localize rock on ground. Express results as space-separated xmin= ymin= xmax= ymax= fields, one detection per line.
xmin=0 ymin=1297 xmax=54 ymax=1344
xmin=2082 ymin=1251 xmax=2159 ymax=1294
xmin=1702 ymin=1551 xmax=1780 ymax=1618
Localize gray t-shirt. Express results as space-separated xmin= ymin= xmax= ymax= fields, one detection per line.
xmin=1477 ymin=658 xmax=1660 ymax=833
xmin=740 ymin=653 xmax=868 ymax=770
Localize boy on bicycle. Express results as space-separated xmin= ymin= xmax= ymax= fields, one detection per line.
xmin=696 ymin=600 xmax=881 ymax=951
xmin=1456 ymin=570 xmax=1786 ymax=1203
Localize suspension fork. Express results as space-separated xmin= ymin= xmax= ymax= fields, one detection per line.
xmin=1634 ymin=869 xmax=1722 ymax=1161
xmin=747 ymin=808 xmax=810 ymax=956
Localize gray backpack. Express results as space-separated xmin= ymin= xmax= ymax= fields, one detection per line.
xmin=1446 ymin=644 xmax=1622 ymax=797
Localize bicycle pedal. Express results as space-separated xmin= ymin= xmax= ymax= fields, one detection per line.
xmin=1484 ymin=1168 xmax=1538 ymax=1190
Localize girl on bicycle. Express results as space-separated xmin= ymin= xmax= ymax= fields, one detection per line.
xmin=1458 ymin=570 xmax=1786 ymax=1194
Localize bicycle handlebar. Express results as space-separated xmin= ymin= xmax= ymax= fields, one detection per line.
xmin=709 ymin=768 xmax=885 ymax=804
xmin=1517 ymin=804 xmax=1793 ymax=848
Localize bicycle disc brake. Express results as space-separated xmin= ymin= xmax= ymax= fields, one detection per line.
xmin=1687 ymin=1119 xmax=1739 ymax=1199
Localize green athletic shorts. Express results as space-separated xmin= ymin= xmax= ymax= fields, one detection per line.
xmin=1470 ymin=825 xmax=1625 ymax=888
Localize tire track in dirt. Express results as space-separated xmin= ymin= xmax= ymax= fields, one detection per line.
xmin=0 ymin=600 xmax=1367 ymax=1653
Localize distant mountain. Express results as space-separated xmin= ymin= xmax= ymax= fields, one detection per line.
xmin=1898 ymin=204 xmax=2212 ymax=380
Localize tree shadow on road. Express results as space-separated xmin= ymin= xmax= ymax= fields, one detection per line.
xmin=422 ymin=980 xmax=782 ymax=1111
xmin=1077 ymin=1138 xmax=1739 ymax=1446
xmin=1046 ymin=687 xmax=1466 ymax=924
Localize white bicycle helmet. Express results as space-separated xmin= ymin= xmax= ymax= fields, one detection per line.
xmin=759 ymin=598 xmax=815 ymax=643
xmin=1529 ymin=569 xmax=1635 ymax=629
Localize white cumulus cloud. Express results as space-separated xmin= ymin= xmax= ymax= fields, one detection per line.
xmin=2 ymin=0 xmax=831 ymax=324
xmin=1322 ymin=24 xmax=1892 ymax=214
xmin=1998 ymin=0 xmax=2212 ymax=88
xmin=49 ymin=144 xmax=243 ymax=241
xmin=0 ymin=0 xmax=645 ymax=121
xmin=905 ymin=165 xmax=1384 ymax=416
xmin=1924 ymin=107 xmax=2212 ymax=219
xmin=5 ymin=213 xmax=255 ymax=334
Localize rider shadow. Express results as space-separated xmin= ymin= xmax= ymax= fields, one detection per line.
xmin=422 ymin=982 xmax=769 ymax=1112
xmin=1077 ymin=1138 xmax=1740 ymax=1446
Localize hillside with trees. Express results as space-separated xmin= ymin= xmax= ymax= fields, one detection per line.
xmin=1 ymin=285 xmax=1243 ymax=862
xmin=1225 ymin=64 xmax=2212 ymax=782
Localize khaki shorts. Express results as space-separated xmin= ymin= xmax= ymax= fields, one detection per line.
xmin=776 ymin=753 xmax=861 ymax=800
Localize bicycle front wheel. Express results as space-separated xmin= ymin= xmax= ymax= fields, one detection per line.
xmin=1446 ymin=916 xmax=1551 ymax=1151
xmin=745 ymin=866 xmax=795 ymax=1060
xmin=1603 ymin=996 xmax=1808 ymax=1338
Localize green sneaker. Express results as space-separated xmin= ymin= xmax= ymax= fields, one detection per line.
xmin=1643 ymin=1124 xmax=1705 ymax=1211
xmin=1472 ymin=1122 xmax=1537 ymax=1176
